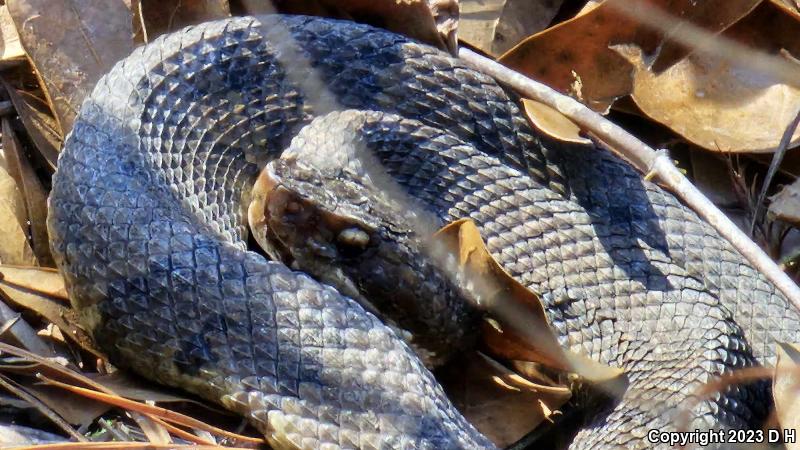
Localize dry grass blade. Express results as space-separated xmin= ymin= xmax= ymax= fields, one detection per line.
xmin=37 ymin=375 xmax=264 ymax=445
xmin=477 ymin=353 xmax=571 ymax=396
xmin=10 ymin=444 xmax=253 ymax=450
xmin=0 ymin=343 xmax=254 ymax=446
xmin=0 ymin=373 xmax=85 ymax=441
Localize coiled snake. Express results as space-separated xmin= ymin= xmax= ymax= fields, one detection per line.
xmin=47 ymin=15 xmax=800 ymax=449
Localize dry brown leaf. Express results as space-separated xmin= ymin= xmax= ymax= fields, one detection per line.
xmin=2 ymin=80 xmax=63 ymax=170
xmin=0 ymin=266 xmax=68 ymax=300
xmin=0 ymin=372 xmax=86 ymax=441
xmin=22 ymin=381 xmax=111 ymax=427
xmin=771 ymin=0 xmax=800 ymax=19
xmin=651 ymin=0 xmax=763 ymax=71
xmin=0 ymin=266 xmax=98 ymax=356
xmin=774 ymin=342 xmax=800 ymax=448
xmin=0 ymin=4 xmax=25 ymax=68
xmin=618 ymin=3 xmax=800 ymax=153
xmin=1 ymin=118 xmax=53 ymax=266
xmin=0 ymin=298 xmax=55 ymax=357
xmin=0 ymin=150 xmax=35 ymax=266
xmin=7 ymin=0 xmax=135 ymax=134
xmin=578 ymin=0 xmax=604 ymax=14
xmin=521 ymin=99 xmax=591 ymax=145
xmin=435 ymin=219 xmax=625 ymax=388
xmin=139 ymin=0 xmax=230 ymax=39
xmin=499 ymin=0 xmax=763 ymax=113
xmin=771 ymin=179 xmax=800 ymax=227
xmin=250 ymin=0 xmax=452 ymax=51
xmin=458 ymin=0 xmax=563 ymax=57
xmin=441 ymin=352 xmax=570 ymax=447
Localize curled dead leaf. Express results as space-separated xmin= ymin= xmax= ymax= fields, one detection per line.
xmin=434 ymin=219 xmax=626 ymax=392
xmin=521 ymin=99 xmax=591 ymax=145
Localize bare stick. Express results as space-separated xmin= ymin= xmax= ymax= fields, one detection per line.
xmin=457 ymin=47 xmax=800 ymax=308
xmin=750 ymin=108 xmax=800 ymax=235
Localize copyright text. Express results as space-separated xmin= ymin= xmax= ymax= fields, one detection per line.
xmin=647 ymin=429 xmax=796 ymax=446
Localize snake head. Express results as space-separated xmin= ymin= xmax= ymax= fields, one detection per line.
xmin=247 ymin=112 xmax=480 ymax=366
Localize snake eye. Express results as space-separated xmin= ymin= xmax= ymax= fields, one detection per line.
xmin=336 ymin=227 xmax=370 ymax=250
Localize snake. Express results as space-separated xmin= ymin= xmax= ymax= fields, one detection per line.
xmin=46 ymin=14 xmax=800 ymax=449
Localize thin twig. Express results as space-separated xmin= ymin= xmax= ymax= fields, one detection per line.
xmin=456 ymin=48 xmax=800 ymax=309
xmin=37 ymin=374 xmax=264 ymax=444
xmin=750 ymin=108 xmax=800 ymax=235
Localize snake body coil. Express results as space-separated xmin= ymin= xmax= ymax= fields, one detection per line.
xmin=47 ymin=15 xmax=800 ymax=449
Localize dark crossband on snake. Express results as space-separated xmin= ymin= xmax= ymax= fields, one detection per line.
xmin=47 ymin=15 xmax=800 ymax=449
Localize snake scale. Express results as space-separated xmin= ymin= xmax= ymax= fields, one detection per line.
xmin=46 ymin=14 xmax=800 ymax=449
